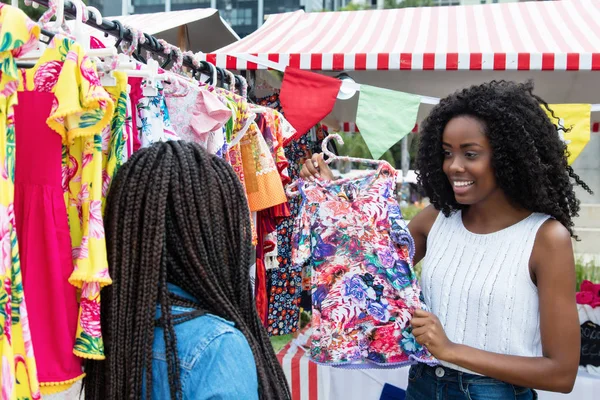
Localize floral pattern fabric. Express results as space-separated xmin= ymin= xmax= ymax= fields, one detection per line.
xmin=293 ymin=163 xmax=436 ymax=368
xmin=267 ymin=123 xmax=326 ymax=336
xmin=240 ymin=122 xmax=287 ymax=212
xmin=136 ymin=82 xmax=179 ymax=147
xmin=165 ymin=82 xmax=231 ymax=151
xmin=101 ymin=71 xmax=128 ymax=212
xmin=20 ymin=35 xmax=114 ymax=362
xmin=0 ymin=5 xmax=42 ymax=399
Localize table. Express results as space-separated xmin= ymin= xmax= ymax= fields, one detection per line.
xmin=278 ymin=342 xmax=600 ymax=400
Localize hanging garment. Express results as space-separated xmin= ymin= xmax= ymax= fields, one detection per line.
xmin=123 ymin=85 xmax=135 ymax=162
xmin=101 ymin=71 xmax=129 ymax=211
xmin=14 ymin=90 xmax=83 ymax=388
xmin=253 ymin=110 xmax=295 ymax=325
xmin=240 ymin=122 xmax=287 ymax=212
xmin=128 ymin=77 xmax=143 ymax=153
xmin=254 ymin=109 xmax=294 ymax=186
xmin=293 ymin=163 xmax=436 ymax=368
xmin=136 ymin=82 xmax=179 ymax=147
xmin=0 ymin=5 xmax=42 ymax=399
xmin=165 ymin=83 xmax=231 ymax=146
xmin=267 ymin=124 xmax=326 ymax=336
xmin=18 ymin=35 xmax=114 ymax=382
xmin=205 ymin=86 xmax=261 ymax=245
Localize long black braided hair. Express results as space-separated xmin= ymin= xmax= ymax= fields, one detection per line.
xmin=84 ymin=141 xmax=291 ymax=400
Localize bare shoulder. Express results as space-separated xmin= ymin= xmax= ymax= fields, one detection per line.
xmin=531 ymin=218 xmax=574 ymax=277
xmin=534 ymin=218 xmax=573 ymax=251
xmin=408 ymin=205 xmax=440 ymax=237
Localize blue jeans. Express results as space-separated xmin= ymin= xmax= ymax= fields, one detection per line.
xmin=406 ymin=364 xmax=538 ymax=400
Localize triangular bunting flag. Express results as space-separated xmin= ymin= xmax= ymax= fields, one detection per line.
xmin=356 ymin=85 xmax=421 ymax=160
xmin=545 ymin=104 xmax=591 ymax=165
xmin=280 ymin=67 xmax=342 ymax=141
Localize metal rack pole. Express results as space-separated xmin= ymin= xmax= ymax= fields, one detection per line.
xmin=31 ymin=0 xmax=210 ymax=74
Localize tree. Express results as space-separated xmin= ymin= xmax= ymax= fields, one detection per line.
xmin=2 ymin=0 xmax=45 ymax=20
xmin=387 ymin=0 xmax=435 ymax=8
xmin=339 ymin=3 xmax=370 ymax=11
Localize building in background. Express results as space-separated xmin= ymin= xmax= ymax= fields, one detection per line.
xmin=86 ymin=0 xmax=540 ymax=38
xmin=87 ymin=0 xmax=340 ymax=37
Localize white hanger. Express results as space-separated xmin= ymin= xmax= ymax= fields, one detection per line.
xmin=72 ymin=0 xmax=88 ymax=48
xmin=285 ymin=133 xmax=391 ymax=198
xmin=320 ymin=134 xmax=388 ymax=168
xmin=52 ymin=0 xmax=66 ymax=31
xmin=101 ymin=55 xmax=163 ymax=96
xmin=70 ymin=0 xmax=115 ymax=58
xmin=86 ymin=6 xmax=104 ymax=25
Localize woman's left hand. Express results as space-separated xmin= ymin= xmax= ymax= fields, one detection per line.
xmin=411 ymin=309 xmax=456 ymax=362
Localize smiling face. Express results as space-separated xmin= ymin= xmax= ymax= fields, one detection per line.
xmin=442 ymin=115 xmax=499 ymax=206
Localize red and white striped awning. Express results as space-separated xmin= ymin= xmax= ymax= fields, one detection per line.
xmin=199 ymin=0 xmax=600 ymax=71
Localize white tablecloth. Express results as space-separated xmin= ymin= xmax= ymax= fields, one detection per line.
xmin=278 ymin=342 xmax=600 ymax=400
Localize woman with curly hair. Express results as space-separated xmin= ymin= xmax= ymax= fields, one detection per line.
xmin=301 ymin=81 xmax=591 ymax=399
xmin=84 ymin=141 xmax=291 ymax=400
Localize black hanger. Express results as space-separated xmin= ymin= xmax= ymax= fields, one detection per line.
xmin=40 ymin=28 xmax=54 ymax=44
xmin=112 ymin=20 xmax=125 ymax=49
xmin=204 ymin=62 xmax=215 ymax=84
xmin=160 ymin=52 xmax=172 ymax=69
xmin=216 ymin=67 xmax=225 ymax=87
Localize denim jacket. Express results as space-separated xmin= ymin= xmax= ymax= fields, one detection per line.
xmin=149 ymin=284 xmax=259 ymax=399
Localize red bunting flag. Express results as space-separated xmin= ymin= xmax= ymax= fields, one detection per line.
xmin=280 ymin=67 xmax=342 ymax=142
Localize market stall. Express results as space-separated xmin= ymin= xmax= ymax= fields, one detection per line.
xmin=197 ymin=0 xmax=600 ymax=398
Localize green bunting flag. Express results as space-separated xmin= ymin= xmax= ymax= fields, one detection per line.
xmin=356 ymin=85 xmax=421 ymax=160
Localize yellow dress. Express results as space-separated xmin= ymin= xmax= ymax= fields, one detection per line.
xmin=0 ymin=5 xmax=42 ymax=399
xmin=101 ymin=71 xmax=128 ymax=212
xmin=18 ymin=32 xmax=114 ymax=392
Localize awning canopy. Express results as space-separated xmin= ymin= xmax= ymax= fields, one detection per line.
xmin=200 ymin=0 xmax=600 ymax=71
xmin=76 ymin=9 xmax=239 ymax=53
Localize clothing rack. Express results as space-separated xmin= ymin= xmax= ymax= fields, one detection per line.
xmin=29 ymin=0 xmax=215 ymax=78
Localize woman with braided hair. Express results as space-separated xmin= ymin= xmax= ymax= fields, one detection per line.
xmin=84 ymin=141 xmax=291 ymax=400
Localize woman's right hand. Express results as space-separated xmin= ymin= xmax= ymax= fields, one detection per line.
xmin=300 ymin=153 xmax=335 ymax=182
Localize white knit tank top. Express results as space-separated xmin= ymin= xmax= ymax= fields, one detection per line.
xmin=421 ymin=210 xmax=551 ymax=374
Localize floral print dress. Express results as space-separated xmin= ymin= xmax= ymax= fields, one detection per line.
xmin=0 ymin=5 xmax=42 ymax=399
xmin=293 ymin=162 xmax=436 ymax=368
xmin=267 ymin=121 xmax=327 ymax=336
xmin=101 ymin=71 xmax=129 ymax=212
xmin=136 ymin=82 xmax=179 ymax=147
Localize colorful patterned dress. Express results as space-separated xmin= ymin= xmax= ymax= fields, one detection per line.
xmin=267 ymin=126 xmax=326 ymax=336
xmin=0 ymin=5 xmax=42 ymax=399
xmin=293 ymin=162 xmax=436 ymax=368
xmin=101 ymin=71 xmax=129 ymax=212
xmin=136 ymin=82 xmax=179 ymax=147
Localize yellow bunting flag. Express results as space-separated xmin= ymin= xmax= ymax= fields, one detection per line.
xmin=545 ymin=104 xmax=591 ymax=165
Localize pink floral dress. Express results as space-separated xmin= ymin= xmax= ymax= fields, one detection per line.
xmin=293 ymin=162 xmax=437 ymax=368
xmin=18 ymin=34 xmax=114 ymax=392
xmin=0 ymin=5 xmax=42 ymax=399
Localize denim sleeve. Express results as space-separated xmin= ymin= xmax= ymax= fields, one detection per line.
xmin=182 ymin=329 xmax=259 ymax=400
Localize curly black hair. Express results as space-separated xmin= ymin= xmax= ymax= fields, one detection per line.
xmin=84 ymin=141 xmax=291 ymax=400
xmin=416 ymin=80 xmax=593 ymax=238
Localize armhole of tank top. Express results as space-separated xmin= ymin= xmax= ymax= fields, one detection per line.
xmin=523 ymin=214 xmax=552 ymax=291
